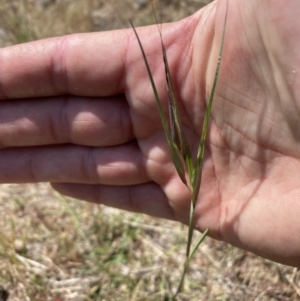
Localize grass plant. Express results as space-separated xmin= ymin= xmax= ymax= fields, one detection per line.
xmin=130 ymin=0 xmax=228 ymax=298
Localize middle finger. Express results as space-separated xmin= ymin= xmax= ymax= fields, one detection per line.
xmin=0 ymin=95 xmax=133 ymax=147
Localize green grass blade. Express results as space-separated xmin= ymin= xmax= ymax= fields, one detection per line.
xmin=188 ymin=228 xmax=209 ymax=260
xmin=192 ymin=1 xmax=228 ymax=204
xmin=130 ymin=20 xmax=169 ymax=136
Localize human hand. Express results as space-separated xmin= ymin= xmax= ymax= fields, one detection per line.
xmin=0 ymin=0 xmax=299 ymax=267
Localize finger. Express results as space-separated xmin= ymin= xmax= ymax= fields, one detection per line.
xmin=0 ymin=20 xmax=196 ymax=100
xmin=51 ymin=182 xmax=176 ymax=221
xmin=0 ymin=96 xmax=133 ymax=147
xmin=0 ymin=143 xmax=149 ymax=184
xmin=0 ymin=27 xmax=157 ymax=99
xmin=0 ymin=31 xmax=128 ymax=98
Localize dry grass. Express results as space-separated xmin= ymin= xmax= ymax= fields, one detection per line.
xmin=0 ymin=0 xmax=209 ymax=45
xmin=0 ymin=0 xmax=299 ymax=300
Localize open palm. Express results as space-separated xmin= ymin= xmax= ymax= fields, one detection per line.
xmin=0 ymin=0 xmax=299 ymax=266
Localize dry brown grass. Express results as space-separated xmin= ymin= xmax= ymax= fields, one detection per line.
xmin=0 ymin=0 xmax=299 ymax=300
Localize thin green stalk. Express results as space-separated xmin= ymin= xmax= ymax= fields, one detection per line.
xmin=172 ymin=228 xmax=209 ymax=300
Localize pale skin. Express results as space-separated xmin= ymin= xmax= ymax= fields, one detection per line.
xmin=0 ymin=0 xmax=299 ymax=267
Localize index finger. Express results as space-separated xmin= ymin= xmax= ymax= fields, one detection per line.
xmin=0 ymin=17 xmax=198 ymax=102
xmin=0 ymin=30 xmax=133 ymax=99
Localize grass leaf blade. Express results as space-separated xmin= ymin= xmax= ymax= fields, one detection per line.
xmin=188 ymin=228 xmax=209 ymax=260
xmin=193 ymin=0 xmax=228 ymax=203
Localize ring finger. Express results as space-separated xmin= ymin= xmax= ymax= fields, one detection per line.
xmin=0 ymin=142 xmax=149 ymax=185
